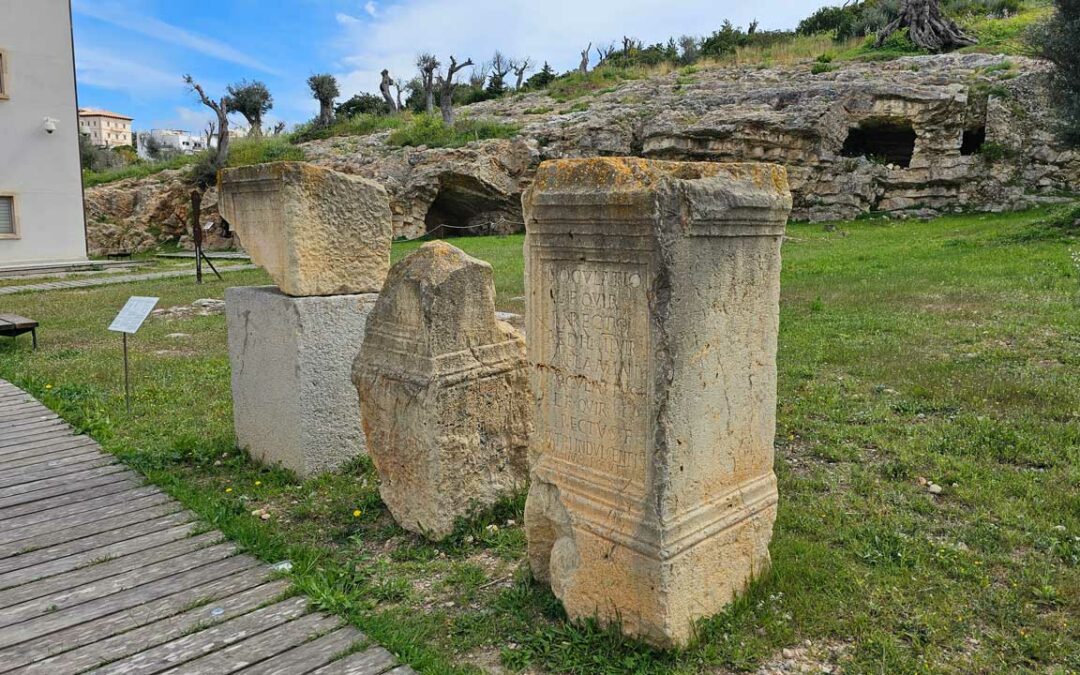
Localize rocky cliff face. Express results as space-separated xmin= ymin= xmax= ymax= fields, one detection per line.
xmin=83 ymin=170 xmax=233 ymax=255
xmin=86 ymin=53 xmax=1079 ymax=246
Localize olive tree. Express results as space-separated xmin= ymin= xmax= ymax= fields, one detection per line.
xmin=224 ymin=80 xmax=272 ymax=136
xmin=437 ymin=55 xmax=473 ymax=125
xmin=874 ymin=0 xmax=977 ymax=52
xmin=308 ymin=73 xmax=340 ymax=127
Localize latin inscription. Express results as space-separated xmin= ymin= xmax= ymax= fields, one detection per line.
xmin=539 ymin=259 xmax=649 ymax=480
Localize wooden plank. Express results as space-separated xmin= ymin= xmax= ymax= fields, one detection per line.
xmin=0 ymin=410 xmax=66 ymax=432
xmin=0 ymin=314 xmax=37 ymax=329
xmin=236 ymin=626 xmax=366 ymax=675
xmin=0 ymin=484 xmax=162 ymax=530
xmin=0 ymin=522 xmax=197 ymax=590
xmin=156 ymin=612 xmax=341 ymax=675
xmin=309 ymin=648 xmax=399 ymax=675
xmin=0 ymin=554 xmax=258 ymax=651
xmin=92 ymin=597 xmax=311 ymax=675
xmin=0 ymin=473 xmax=140 ymax=517
xmin=0 ymin=501 xmax=185 ymax=558
xmin=4 ymin=569 xmax=278 ymax=673
xmin=0 ymin=452 xmax=112 ymax=485
xmin=0 ymin=433 xmax=101 ymax=461
xmin=0 ymin=492 xmax=172 ymax=548
xmin=0 ymin=416 xmax=70 ymax=438
xmin=0 ymin=436 xmax=100 ymax=465
xmin=0 ymin=536 xmax=231 ymax=622
xmin=0 ymin=463 xmax=130 ymax=500
xmin=0 ymin=447 xmax=104 ymax=474
xmin=0 ymin=456 xmax=114 ymax=489
xmin=0 ymin=420 xmax=71 ymax=440
xmin=0 ymin=511 xmax=191 ymax=575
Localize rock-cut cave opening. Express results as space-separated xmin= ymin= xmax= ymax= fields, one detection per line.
xmin=841 ymin=118 xmax=917 ymax=168
xmin=961 ymin=126 xmax=987 ymax=156
xmin=423 ymin=174 xmax=520 ymax=237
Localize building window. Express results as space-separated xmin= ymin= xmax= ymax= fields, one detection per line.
xmin=0 ymin=50 xmax=9 ymax=99
xmin=0 ymin=196 xmax=17 ymax=237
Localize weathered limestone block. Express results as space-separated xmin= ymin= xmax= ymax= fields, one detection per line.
xmin=219 ymin=162 xmax=392 ymax=296
xmin=353 ymin=241 xmax=530 ymax=540
xmin=227 ymin=286 xmax=377 ymax=476
xmin=523 ymin=158 xmax=792 ymax=648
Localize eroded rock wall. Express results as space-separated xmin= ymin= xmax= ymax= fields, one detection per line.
xmin=86 ymin=53 xmax=1079 ymax=247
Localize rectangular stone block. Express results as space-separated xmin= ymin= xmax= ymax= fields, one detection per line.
xmin=226 ymin=285 xmax=377 ymax=476
xmin=219 ymin=162 xmax=392 ymax=297
xmin=523 ymin=158 xmax=792 ymax=648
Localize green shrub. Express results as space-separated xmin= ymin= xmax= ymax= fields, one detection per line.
xmin=811 ymin=62 xmax=835 ymax=74
xmin=977 ymin=141 xmax=1016 ymax=162
xmin=387 ymin=114 xmax=519 ymax=148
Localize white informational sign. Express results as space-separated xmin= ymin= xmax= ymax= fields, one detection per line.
xmin=108 ymin=296 xmax=159 ymax=334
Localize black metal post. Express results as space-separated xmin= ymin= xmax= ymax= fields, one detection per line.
xmin=123 ymin=332 xmax=130 ymax=413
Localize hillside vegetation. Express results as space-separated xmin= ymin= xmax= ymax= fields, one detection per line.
xmin=81 ymin=0 xmax=1057 ymax=189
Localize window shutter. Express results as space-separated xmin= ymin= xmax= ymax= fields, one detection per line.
xmin=0 ymin=197 xmax=14 ymax=234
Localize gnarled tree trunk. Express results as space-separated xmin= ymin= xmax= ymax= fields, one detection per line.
xmin=380 ymin=70 xmax=399 ymax=113
xmin=875 ymin=0 xmax=977 ymax=52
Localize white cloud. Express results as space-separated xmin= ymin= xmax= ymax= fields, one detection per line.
xmin=332 ymin=0 xmax=828 ymax=97
xmin=364 ymin=1 xmax=379 ymax=17
xmin=336 ymin=12 xmax=362 ymax=26
xmin=73 ymin=0 xmax=281 ymax=75
xmin=75 ymin=45 xmax=179 ymax=93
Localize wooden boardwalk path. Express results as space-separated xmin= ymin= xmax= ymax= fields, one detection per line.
xmin=0 ymin=379 xmax=413 ymax=675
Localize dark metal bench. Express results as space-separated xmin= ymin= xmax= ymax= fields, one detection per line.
xmin=0 ymin=314 xmax=38 ymax=350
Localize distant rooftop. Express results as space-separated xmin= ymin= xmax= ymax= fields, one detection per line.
xmin=78 ymin=108 xmax=134 ymax=121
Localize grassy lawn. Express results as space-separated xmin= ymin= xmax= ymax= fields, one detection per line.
xmin=1 ymin=209 xmax=1078 ymax=673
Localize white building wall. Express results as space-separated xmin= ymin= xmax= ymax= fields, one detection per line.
xmin=0 ymin=0 xmax=87 ymax=267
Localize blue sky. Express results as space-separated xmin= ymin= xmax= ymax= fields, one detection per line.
xmin=73 ymin=0 xmax=831 ymax=133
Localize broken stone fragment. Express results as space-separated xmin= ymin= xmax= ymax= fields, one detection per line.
xmin=218 ymin=162 xmax=393 ymax=296
xmin=353 ymin=241 xmax=530 ymax=541
xmin=523 ymin=157 xmax=792 ymax=648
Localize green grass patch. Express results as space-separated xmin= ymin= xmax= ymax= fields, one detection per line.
xmin=291 ymin=114 xmax=406 ymax=144
xmin=387 ymin=114 xmax=519 ymax=149
xmin=225 ymin=136 xmax=305 ymax=167
xmin=2 ymin=206 xmax=1079 ymax=672
xmin=82 ymin=154 xmax=198 ymax=188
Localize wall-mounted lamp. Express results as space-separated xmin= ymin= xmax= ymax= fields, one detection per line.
xmin=42 ymin=117 xmax=58 ymax=134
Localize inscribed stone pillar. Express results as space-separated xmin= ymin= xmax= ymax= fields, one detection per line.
xmin=353 ymin=241 xmax=530 ymax=541
xmin=522 ymin=158 xmax=792 ymax=648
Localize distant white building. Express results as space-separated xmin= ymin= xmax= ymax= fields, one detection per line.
xmin=137 ymin=128 xmax=208 ymax=160
xmin=0 ymin=0 xmax=88 ymax=270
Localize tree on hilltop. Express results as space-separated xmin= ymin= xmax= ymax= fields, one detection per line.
xmin=225 ymin=80 xmax=272 ymax=137
xmin=437 ymin=55 xmax=473 ymax=125
xmin=308 ymin=74 xmax=340 ymax=127
xmin=874 ymin=0 xmax=977 ymax=51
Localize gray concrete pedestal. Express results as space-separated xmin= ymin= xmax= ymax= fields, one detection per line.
xmin=226 ymin=285 xmax=377 ymax=476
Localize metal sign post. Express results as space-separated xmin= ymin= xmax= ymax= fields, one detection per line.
xmin=108 ymin=296 xmax=159 ymax=414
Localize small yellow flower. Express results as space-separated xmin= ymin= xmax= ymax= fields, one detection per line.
xmin=352 ymin=509 xmax=362 ymax=518
xmin=45 ymin=384 xmax=52 ymax=389
xmin=255 ymin=481 xmax=262 ymax=486
xmin=225 ymin=487 xmax=233 ymax=493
